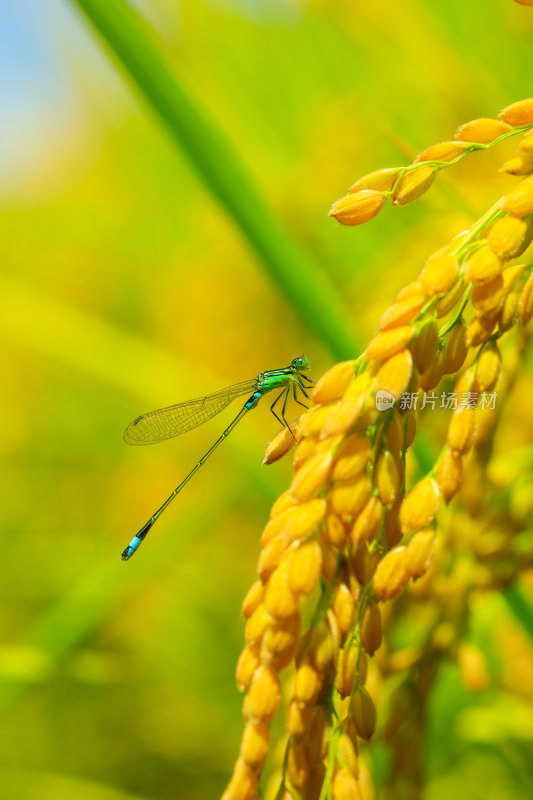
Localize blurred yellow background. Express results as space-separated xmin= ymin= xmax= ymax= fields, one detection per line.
xmin=1 ymin=1 xmax=533 ymax=798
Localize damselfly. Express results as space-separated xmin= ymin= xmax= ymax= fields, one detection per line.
xmin=121 ymin=356 xmax=314 ymax=560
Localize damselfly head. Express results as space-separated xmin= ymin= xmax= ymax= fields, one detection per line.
xmin=291 ymin=356 xmax=310 ymax=372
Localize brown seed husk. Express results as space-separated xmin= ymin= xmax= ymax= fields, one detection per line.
xmin=444 ymin=321 xmax=468 ymax=374
xmin=349 ymin=684 xmax=377 ymax=739
xmin=410 ymin=318 xmax=439 ymax=373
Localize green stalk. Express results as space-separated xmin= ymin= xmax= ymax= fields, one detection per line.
xmin=68 ymin=0 xmax=359 ymax=360
xmin=502 ymin=583 xmax=533 ymax=641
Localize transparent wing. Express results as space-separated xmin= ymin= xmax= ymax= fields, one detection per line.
xmin=124 ymin=380 xmax=257 ymax=445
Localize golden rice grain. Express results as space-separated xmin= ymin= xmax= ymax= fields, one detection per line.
xmin=262 ymin=506 xmax=295 ymax=544
xmin=488 ymin=215 xmax=529 ymax=259
xmin=372 ymin=547 xmax=409 ymax=601
xmin=242 ymin=580 xmax=265 ymax=618
xmin=261 ymin=614 xmax=300 ymax=664
xmin=332 ymin=770 xmax=363 ymax=800
xmin=419 ymin=347 xmax=445 ymax=391
xmin=519 ymin=130 xmax=533 ymax=154
xmin=276 ymin=499 xmax=325 ymax=545
xmin=410 ymin=318 xmax=439 ymax=373
xmin=463 ymin=246 xmax=503 ymax=282
xmin=265 ymin=565 xmax=299 ymax=618
xmin=503 ymin=263 xmax=527 ymax=289
xmin=436 ymin=280 xmax=464 ymax=318
xmin=437 ymin=448 xmax=463 ymax=502
xmin=360 ymin=598 xmax=383 ymax=655
xmin=405 ymin=527 xmax=436 ymax=579
xmin=500 ymin=156 xmax=533 ymax=176
xmin=330 ymin=473 xmax=372 ymax=519
xmin=419 ymin=253 xmax=459 ymax=295
xmin=319 ymin=533 xmax=340 ymax=582
xmin=378 ymin=294 xmax=427 ymax=331
xmin=385 ymin=412 xmax=404 ymax=459
xmin=501 ymin=175 xmax=533 ymax=217
xmin=499 ymin=97 xmax=533 ymax=126
xmin=375 ymin=449 xmax=401 ymax=507
xmin=448 ymin=406 xmax=477 ymax=454
xmin=375 ymin=349 xmax=413 ymax=399
xmin=243 ymin=665 xmax=281 ymax=722
xmin=313 ymin=360 xmax=357 ymax=404
xmin=471 ymin=273 xmax=504 ymax=315
xmin=349 ymin=684 xmax=377 ymax=740
xmin=466 ymin=311 xmax=498 ymax=346
xmin=236 ymin=646 xmax=261 ymax=692
xmin=325 ymin=510 xmax=349 ymax=548
xmin=286 ymin=700 xmax=312 ymax=738
xmin=245 ymin=602 xmax=270 ymax=644
xmin=223 ymin=758 xmax=258 ymax=800
xmin=287 ymin=740 xmax=310 ymax=789
xmin=396 ymin=279 xmax=426 ymax=302
xmin=350 ymin=495 xmax=384 ymax=548
xmin=292 ymin=436 xmax=318 ymax=472
xmin=262 ymin=424 xmax=297 ymax=465
xmin=384 ymin=501 xmax=402 ymax=549
xmin=366 ymin=325 xmax=414 ymax=360
xmin=392 ymin=164 xmax=437 ymax=205
xmin=414 ymin=140 xmax=470 ymax=163
xmin=353 ymin=546 xmax=381 ymax=589
xmin=349 ymin=167 xmax=402 ymax=193
xmin=294 ymin=659 xmax=322 ymax=705
xmin=269 ymin=490 xmax=298 ymax=519
xmin=456 ymin=117 xmax=511 ymax=143
xmin=337 ymin=732 xmax=359 ymax=777
xmin=498 ymin=288 xmax=520 ymax=332
xmin=290 ymin=450 xmax=333 ymax=501
xmin=400 ymin=477 xmax=441 ymax=533
xmin=240 ymin=721 xmax=270 ymax=770
xmin=444 ymin=320 xmax=468 ymax=374
xmin=519 ymin=272 xmax=533 ymax=325
xmin=310 ymin=616 xmax=338 ymax=671
xmin=335 ymin=644 xmax=359 ymax=697
xmin=329 ymin=190 xmax=386 ymax=226
xmin=321 ymin=389 xmax=367 ymax=437
xmin=332 ymin=435 xmax=371 ymax=482
xmin=258 ymin=533 xmax=288 ymax=580
xmin=298 ymin=404 xmax=336 ymax=438
xmin=332 ymin=582 xmax=355 ymax=637
xmin=287 ymin=540 xmax=323 ymax=596
xmin=475 ymin=342 xmax=501 ymax=392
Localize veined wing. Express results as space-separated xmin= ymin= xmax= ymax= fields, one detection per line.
xmin=124 ymin=380 xmax=257 ymax=445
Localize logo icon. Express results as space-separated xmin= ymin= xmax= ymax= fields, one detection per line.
xmin=375 ymin=389 xmax=395 ymax=411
